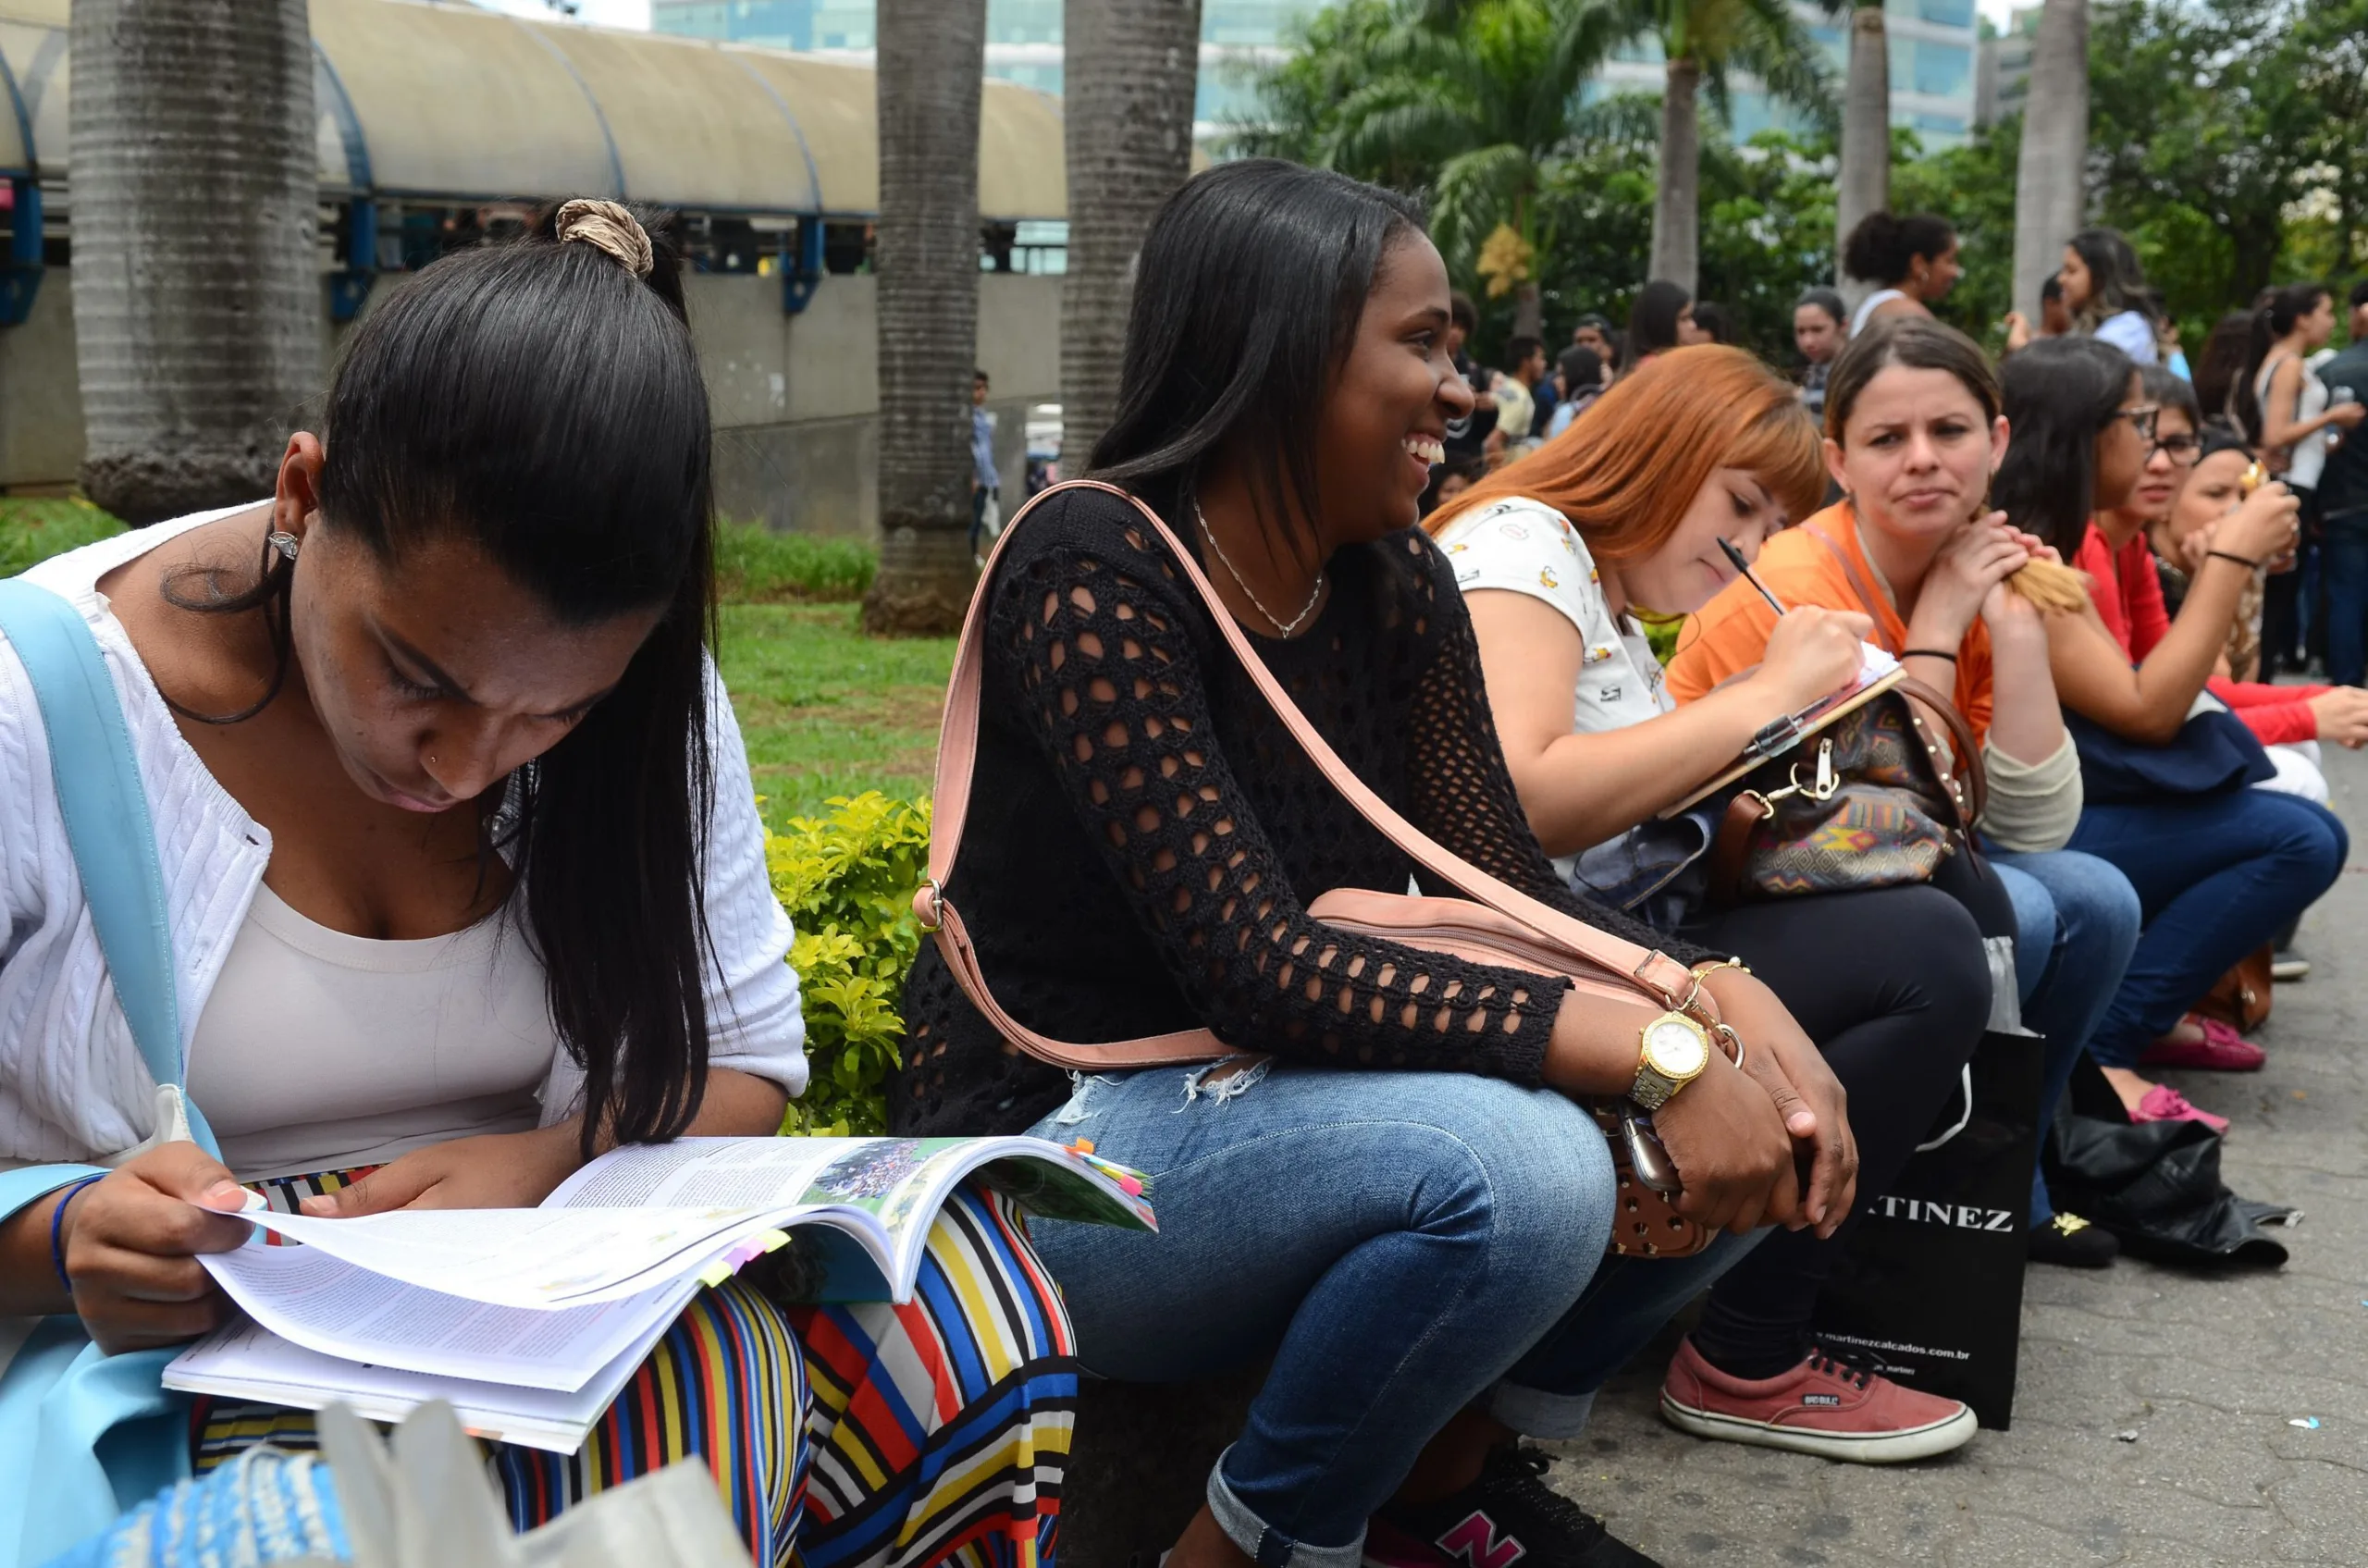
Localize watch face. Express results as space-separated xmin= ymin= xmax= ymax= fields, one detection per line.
xmin=1643 ymin=1016 xmax=1710 ymax=1079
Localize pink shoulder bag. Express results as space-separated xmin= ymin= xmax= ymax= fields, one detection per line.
xmin=914 ymin=481 xmax=1731 ymax=1257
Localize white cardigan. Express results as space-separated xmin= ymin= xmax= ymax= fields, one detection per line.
xmin=0 ymin=508 xmax=808 ymax=1169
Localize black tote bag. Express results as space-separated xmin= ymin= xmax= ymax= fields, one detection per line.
xmin=1812 ymin=1030 xmax=2047 ymax=1430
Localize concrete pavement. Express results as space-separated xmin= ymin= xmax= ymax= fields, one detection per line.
xmin=1556 ymin=749 xmax=2368 ymax=1567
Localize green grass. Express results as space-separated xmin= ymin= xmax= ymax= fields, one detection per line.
xmin=2 ymin=496 xmax=933 ymax=822
xmin=714 ymin=520 xmax=877 ymax=604
xmin=0 ymin=496 xmax=125 ymax=575
xmin=716 ymin=602 xmax=951 ymax=831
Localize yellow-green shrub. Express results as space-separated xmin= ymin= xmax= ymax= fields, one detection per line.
xmin=765 ymin=792 xmax=932 ymax=1135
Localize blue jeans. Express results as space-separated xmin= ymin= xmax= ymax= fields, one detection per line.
xmin=1024 ymin=1063 xmax=1757 ymax=1568
xmin=1987 ymin=851 xmax=2142 ymax=1225
xmin=2323 ymin=512 xmax=2368 ymax=687
xmin=2066 ymin=791 xmax=2348 ymax=1064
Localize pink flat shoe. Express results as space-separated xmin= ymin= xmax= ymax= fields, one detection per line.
xmin=2132 ymin=1084 xmax=2230 ymax=1135
xmin=2140 ymin=1016 xmax=2266 ymax=1072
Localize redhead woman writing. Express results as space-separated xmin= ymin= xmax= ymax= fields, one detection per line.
xmin=1430 ymin=344 xmax=1997 ymax=1460
xmin=1670 ymin=319 xmax=2144 ymax=1269
xmin=0 ymin=204 xmax=1071 ymax=1568
xmin=896 ymin=161 xmax=1853 ymax=1568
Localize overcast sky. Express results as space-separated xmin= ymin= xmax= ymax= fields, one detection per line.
xmin=481 ymin=0 xmax=2026 ymax=48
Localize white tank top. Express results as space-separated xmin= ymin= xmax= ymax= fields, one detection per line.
xmin=2256 ymin=352 xmax=2332 ymax=491
xmin=1851 ymin=288 xmax=1907 ymax=334
xmin=186 ymin=883 xmax=560 ymax=1179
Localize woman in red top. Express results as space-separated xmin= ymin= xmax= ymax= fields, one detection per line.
xmin=2001 ymin=338 xmax=2346 ymax=1131
xmin=2138 ymin=404 xmax=2368 ymax=792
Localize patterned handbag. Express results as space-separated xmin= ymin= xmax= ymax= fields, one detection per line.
xmin=1706 ymin=673 xmax=1987 ymax=905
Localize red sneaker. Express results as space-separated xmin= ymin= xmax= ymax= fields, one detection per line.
xmin=1659 ymin=1339 xmax=1977 ymax=1463
xmin=2140 ymin=1016 xmax=2266 ymax=1072
xmin=2132 ymin=1083 xmax=2230 ymax=1134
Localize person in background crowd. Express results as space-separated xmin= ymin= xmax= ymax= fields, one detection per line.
xmin=1444 ymin=290 xmax=1500 ymax=462
xmin=971 ymin=367 xmax=1000 ymax=557
xmin=1548 ymin=345 xmax=1607 ymax=438
xmin=1793 ymin=288 xmax=1848 ymax=421
xmin=1433 ymin=345 xmax=1992 ymax=1461
xmin=1671 ymin=318 xmax=2142 ymax=1271
xmin=1574 ymin=312 xmax=1620 ymax=376
xmin=899 ymin=159 xmax=1854 ymax=1568
xmin=1840 ymin=211 xmax=1960 ymax=334
xmin=2056 ymin=228 xmax=2160 ymax=365
xmin=2006 ymin=337 xmax=2343 ymax=1132
xmin=2149 ymin=293 xmax=2193 ymax=380
xmin=1507 ymin=332 xmax=1557 ymax=438
xmin=2004 ymin=275 xmax=2073 ymax=357
xmin=2238 ymin=284 xmax=2363 ymax=673
xmin=1493 ymin=336 xmax=1545 ymax=459
xmin=2192 ymin=310 xmax=2258 ymax=428
xmin=2312 ymin=281 xmax=2368 ymax=686
xmin=1685 ymin=302 xmax=1730 ymax=346
xmin=2122 ymin=369 xmax=2368 ymax=805
xmin=1419 ymin=452 xmax=1488 ymax=517
xmin=1627 ymin=281 xmax=1695 ymax=373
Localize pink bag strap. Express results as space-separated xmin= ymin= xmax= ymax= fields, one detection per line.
xmin=913 ymin=480 xmax=1700 ymax=1069
xmin=1803 ymin=512 xmax=1900 ymax=657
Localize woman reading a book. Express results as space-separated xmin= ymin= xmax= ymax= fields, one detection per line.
xmin=1667 ymin=318 xmax=2142 ymax=1266
xmin=0 ymin=203 xmax=1071 ymax=1568
xmin=1426 ymin=343 xmax=1996 ymax=1460
xmin=2001 ymin=336 xmax=2345 ymax=1131
xmin=893 ymin=158 xmax=1855 ymax=1568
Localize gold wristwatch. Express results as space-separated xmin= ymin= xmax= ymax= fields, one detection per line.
xmin=1629 ymin=1011 xmax=1715 ymax=1110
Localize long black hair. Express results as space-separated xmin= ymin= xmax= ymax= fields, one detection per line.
xmin=1627 ymin=279 xmax=1691 ymax=360
xmin=1088 ymin=159 xmax=1424 ymax=568
xmin=2233 ymin=282 xmax=2330 ymax=447
xmin=1842 ymin=211 xmax=1955 ymax=289
xmin=2066 ymin=227 xmax=2149 ymax=330
xmin=172 ymin=202 xmax=719 ymax=1155
xmin=1992 ymin=334 xmax=2137 ymax=557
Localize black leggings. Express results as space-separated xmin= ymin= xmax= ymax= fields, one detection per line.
xmin=1680 ymin=852 xmax=2013 ymax=1380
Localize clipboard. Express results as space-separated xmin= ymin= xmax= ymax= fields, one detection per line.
xmin=1658 ymin=656 xmax=1908 ymax=819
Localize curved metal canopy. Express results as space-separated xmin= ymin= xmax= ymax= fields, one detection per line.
xmin=0 ymin=0 xmax=1067 ymax=220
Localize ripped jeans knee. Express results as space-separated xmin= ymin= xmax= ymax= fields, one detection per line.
xmin=1180 ymin=1056 xmax=1270 ymax=1108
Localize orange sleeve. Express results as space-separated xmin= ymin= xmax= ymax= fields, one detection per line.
xmin=1667 ymin=577 xmax=1784 ymax=704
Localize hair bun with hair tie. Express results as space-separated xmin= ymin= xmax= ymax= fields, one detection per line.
xmin=554 ymin=198 xmax=654 ymax=279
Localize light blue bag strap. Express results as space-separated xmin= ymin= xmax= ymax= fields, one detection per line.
xmin=0 ymin=578 xmax=191 ymax=1105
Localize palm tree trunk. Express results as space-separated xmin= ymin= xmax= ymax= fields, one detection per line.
xmin=2012 ymin=0 xmax=2087 ymax=328
xmin=69 ymin=0 xmax=316 ymax=525
xmin=1060 ymin=0 xmax=1202 ymax=473
xmin=1649 ymin=56 xmax=1700 ymax=293
xmin=1512 ymin=281 xmax=1543 ymax=340
xmin=1835 ymin=4 xmax=1890 ymax=305
xmin=862 ymin=0 xmax=989 ymax=636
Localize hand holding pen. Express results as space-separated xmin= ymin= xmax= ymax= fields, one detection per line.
xmin=1720 ymin=536 xmax=1873 ymax=711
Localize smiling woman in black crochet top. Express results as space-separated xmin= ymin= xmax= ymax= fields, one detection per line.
xmin=893 ymin=160 xmax=1855 ymax=1568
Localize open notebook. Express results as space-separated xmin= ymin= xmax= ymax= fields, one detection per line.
xmin=166 ymin=1135 xmax=1153 ymax=1452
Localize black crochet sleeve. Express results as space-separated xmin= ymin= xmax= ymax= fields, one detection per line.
xmin=990 ymin=516 xmax=1572 ymax=1083
xmin=1395 ymin=532 xmax=1715 ymax=965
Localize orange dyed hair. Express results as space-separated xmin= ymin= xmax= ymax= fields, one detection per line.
xmin=1424 ymin=344 xmax=1825 ymax=562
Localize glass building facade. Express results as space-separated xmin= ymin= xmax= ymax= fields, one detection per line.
xmin=651 ymin=0 xmax=1980 ymax=151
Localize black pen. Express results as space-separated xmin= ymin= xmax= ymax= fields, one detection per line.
xmin=1718 ymin=537 xmax=1787 ymax=616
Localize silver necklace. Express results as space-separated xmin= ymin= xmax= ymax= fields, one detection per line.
xmin=1195 ymin=501 xmax=1324 ymax=636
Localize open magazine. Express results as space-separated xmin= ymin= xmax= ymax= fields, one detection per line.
xmin=165 ymin=1135 xmax=1153 ymax=1452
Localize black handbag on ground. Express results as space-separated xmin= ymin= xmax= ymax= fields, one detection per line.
xmin=2052 ymin=1060 xmax=2298 ymax=1266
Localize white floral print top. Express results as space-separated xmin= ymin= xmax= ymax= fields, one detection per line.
xmin=1435 ymin=497 xmax=1673 ymax=735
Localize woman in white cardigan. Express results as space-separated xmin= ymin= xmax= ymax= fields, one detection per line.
xmin=0 ymin=202 xmax=1073 ymax=1568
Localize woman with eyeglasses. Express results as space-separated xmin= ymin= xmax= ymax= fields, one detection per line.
xmin=2006 ymin=339 xmax=2346 ymax=1132
xmin=2134 ymin=370 xmax=2368 ymax=801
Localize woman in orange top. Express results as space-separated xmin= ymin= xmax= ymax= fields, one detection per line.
xmin=1670 ymin=317 xmax=2143 ymax=1268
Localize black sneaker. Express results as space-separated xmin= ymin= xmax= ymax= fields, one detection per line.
xmin=1364 ymin=1445 xmax=1663 ymax=1566
xmin=2029 ymin=1211 xmax=2119 ymax=1268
